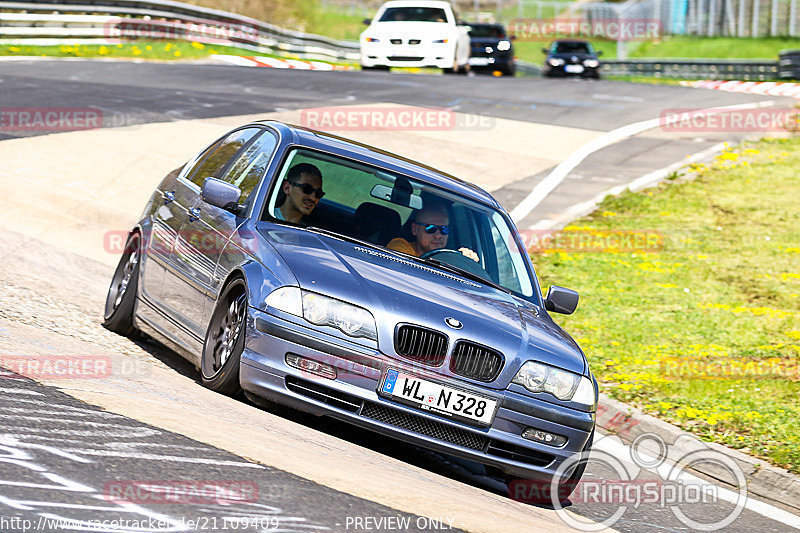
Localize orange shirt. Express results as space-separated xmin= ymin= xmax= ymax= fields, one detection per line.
xmin=386 ymin=237 xmax=417 ymax=256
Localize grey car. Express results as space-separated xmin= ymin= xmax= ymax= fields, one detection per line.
xmin=103 ymin=120 xmax=597 ymax=501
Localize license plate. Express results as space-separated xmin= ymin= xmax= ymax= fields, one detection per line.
xmin=380 ymin=368 xmax=497 ymax=426
xmin=469 ymin=57 xmax=490 ymax=66
xmin=565 ymin=64 xmax=584 ymax=73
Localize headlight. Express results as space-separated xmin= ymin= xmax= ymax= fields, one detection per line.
xmin=497 ymin=40 xmax=511 ymax=51
xmin=432 ymin=38 xmax=449 ymax=44
xmin=512 ymin=361 xmax=595 ymax=404
xmin=583 ymin=59 xmax=599 ymax=68
xmin=548 ymin=58 xmax=565 ymax=67
xmin=265 ymin=287 xmax=377 ymax=341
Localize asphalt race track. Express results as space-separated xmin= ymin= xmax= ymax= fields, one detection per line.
xmin=0 ymin=60 xmax=798 ymax=533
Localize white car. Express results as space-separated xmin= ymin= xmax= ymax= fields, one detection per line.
xmin=360 ymin=0 xmax=471 ymax=73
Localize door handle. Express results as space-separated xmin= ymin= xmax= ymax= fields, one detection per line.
xmin=188 ymin=207 xmax=201 ymax=222
xmin=163 ymin=190 xmax=175 ymax=204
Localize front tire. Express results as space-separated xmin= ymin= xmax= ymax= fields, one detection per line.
xmin=103 ymin=232 xmax=140 ymax=336
xmin=201 ymin=278 xmax=247 ymax=395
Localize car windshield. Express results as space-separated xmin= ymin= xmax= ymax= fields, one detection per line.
xmin=468 ymin=25 xmax=506 ymax=38
xmin=378 ymin=7 xmax=448 ymax=22
xmin=264 ymin=148 xmax=536 ymax=298
xmin=553 ymin=42 xmax=593 ymax=54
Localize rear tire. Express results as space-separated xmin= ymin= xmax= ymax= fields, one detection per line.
xmin=201 ymin=278 xmax=247 ymax=395
xmin=103 ymin=232 xmax=140 ymax=336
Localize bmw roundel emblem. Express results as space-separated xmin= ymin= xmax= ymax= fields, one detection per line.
xmin=445 ymin=317 xmax=462 ymax=329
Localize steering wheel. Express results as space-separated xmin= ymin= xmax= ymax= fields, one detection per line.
xmin=419 ymin=249 xmax=491 ymax=279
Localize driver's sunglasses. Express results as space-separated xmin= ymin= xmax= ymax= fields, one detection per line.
xmin=419 ymin=223 xmax=450 ymax=235
xmin=292 ymin=182 xmax=325 ymax=198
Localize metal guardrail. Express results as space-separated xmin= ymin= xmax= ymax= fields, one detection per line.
xmin=0 ymin=0 xmax=360 ymax=62
xmin=601 ymin=59 xmax=780 ymax=81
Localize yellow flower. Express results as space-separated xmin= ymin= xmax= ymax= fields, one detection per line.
xmin=145 ymin=45 xmax=152 ymax=51
xmin=601 ymin=211 xmax=617 ymax=218
xmin=191 ymin=41 xmax=205 ymax=49
xmin=98 ymin=46 xmax=109 ymax=55
xmin=9 ymin=46 xmax=20 ymax=52
xmin=706 ymin=416 xmax=718 ymax=425
xmin=786 ymin=331 xmax=800 ymax=340
xmin=618 ymin=383 xmax=633 ymax=391
xmin=174 ymin=50 xmax=182 ymax=57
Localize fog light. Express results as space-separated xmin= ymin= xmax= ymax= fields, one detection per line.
xmin=285 ymin=354 xmax=337 ymax=379
xmin=522 ymin=428 xmax=567 ymax=447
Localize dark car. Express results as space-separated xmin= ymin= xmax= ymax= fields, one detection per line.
xmin=542 ymin=39 xmax=601 ymax=78
xmin=467 ymin=22 xmax=515 ymax=75
xmin=103 ymin=121 xmax=596 ymax=498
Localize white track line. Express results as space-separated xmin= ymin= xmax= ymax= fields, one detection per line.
xmin=509 ymin=100 xmax=775 ymax=224
xmin=530 ymin=142 xmax=727 ymax=229
xmin=595 ymin=437 xmax=800 ymax=528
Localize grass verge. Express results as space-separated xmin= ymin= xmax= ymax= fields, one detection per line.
xmin=0 ymin=41 xmax=351 ymax=66
xmin=0 ymin=41 xmax=258 ymax=60
xmin=532 ymin=138 xmax=800 ymax=473
xmin=513 ymin=36 xmax=800 ymax=65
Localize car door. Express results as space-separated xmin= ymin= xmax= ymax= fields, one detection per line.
xmin=141 ymin=142 xmax=222 ymax=309
xmin=160 ymin=127 xmax=261 ymax=343
xmin=194 ymin=128 xmax=280 ymax=329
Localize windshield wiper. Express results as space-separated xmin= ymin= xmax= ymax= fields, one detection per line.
xmin=417 ymin=256 xmax=513 ymax=294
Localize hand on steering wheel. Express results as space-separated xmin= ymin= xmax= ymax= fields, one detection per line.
xmin=420 ymin=247 xmax=478 ymax=262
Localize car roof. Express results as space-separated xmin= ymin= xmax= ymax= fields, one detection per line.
xmin=379 ymin=0 xmax=452 ymax=8
xmin=252 ymin=120 xmax=500 ymax=208
xmin=550 ymin=39 xmax=591 ymax=44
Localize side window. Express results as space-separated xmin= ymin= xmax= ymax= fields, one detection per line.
xmin=218 ymin=130 xmax=278 ymax=205
xmin=187 ymin=128 xmax=260 ymax=188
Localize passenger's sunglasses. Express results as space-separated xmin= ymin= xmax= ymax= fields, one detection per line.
xmin=418 ymin=223 xmax=450 ymax=235
xmin=291 ymin=182 xmax=325 ymax=198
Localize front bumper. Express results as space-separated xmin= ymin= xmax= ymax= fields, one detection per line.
xmin=242 ymin=308 xmax=595 ymax=482
xmin=360 ymin=42 xmax=454 ymax=69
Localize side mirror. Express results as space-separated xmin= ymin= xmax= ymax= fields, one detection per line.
xmin=201 ymin=177 xmax=242 ymax=214
xmin=509 ymin=35 xmax=517 ymax=41
xmin=544 ymin=286 xmax=579 ymax=315
xmin=542 ymin=47 xmax=549 ymax=54
xmin=363 ymin=18 xmax=372 ymax=25
xmin=596 ymin=50 xmax=603 ymax=56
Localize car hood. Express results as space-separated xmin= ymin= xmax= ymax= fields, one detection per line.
xmin=366 ymin=21 xmax=454 ymax=38
xmin=470 ymin=37 xmax=507 ymax=47
xmin=550 ymin=53 xmax=597 ymax=61
xmin=261 ymin=226 xmax=586 ymax=382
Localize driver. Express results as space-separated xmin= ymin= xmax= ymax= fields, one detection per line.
xmin=387 ymin=200 xmax=478 ymax=261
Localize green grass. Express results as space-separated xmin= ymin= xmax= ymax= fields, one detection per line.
xmin=513 ymin=36 xmax=800 ymax=66
xmin=0 ymin=41 xmax=351 ymax=65
xmin=0 ymin=41 xmax=259 ymax=60
xmin=533 ymin=138 xmax=800 ymax=473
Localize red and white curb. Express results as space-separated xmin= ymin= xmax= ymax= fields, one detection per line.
xmin=680 ymin=79 xmax=800 ymax=98
xmin=210 ymin=54 xmax=353 ymax=71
